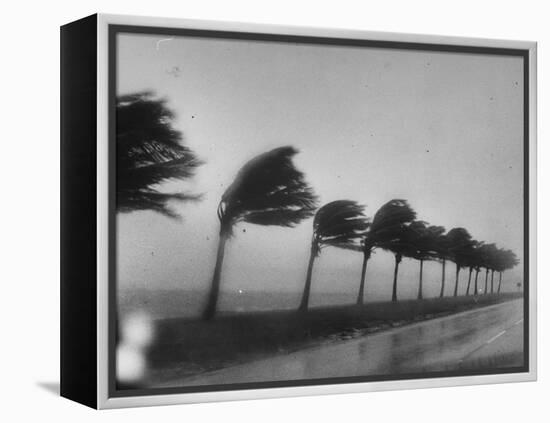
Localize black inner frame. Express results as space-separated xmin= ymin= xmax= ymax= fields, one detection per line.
xmin=108 ymin=24 xmax=530 ymax=398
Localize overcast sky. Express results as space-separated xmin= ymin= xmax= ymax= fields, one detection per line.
xmin=116 ymin=32 xmax=524 ymax=304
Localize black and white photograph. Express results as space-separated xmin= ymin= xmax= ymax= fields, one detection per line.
xmin=5 ymin=0 xmax=549 ymax=418
xmin=112 ymin=25 xmax=529 ymax=395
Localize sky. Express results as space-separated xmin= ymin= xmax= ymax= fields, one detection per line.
xmin=116 ymin=32 xmax=524 ymax=307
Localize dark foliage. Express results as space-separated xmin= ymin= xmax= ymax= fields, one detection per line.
xmin=116 ymin=92 xmax=202 ymax=218
xmin=311 ymin=200 xmax=369 ymax=255
xmin=446 ymin=227 xmax=476 ymax=267
xmin=461 ymin=240 xmax=482 ymax=267
xmin=299 ymin=200 xmax=368 ymax=311
xmin=406 ymin=221 xmax=446 ymax=261
xmin=499 ymin=249 xmax=520 ymax=272
xmin=362 ymin=200 xmax=417 ymax=302
xmin=477 ymin=244 xmax=518 ymax=273
xmin=477 ymin=243 xmax=499 ymax=270
xmin=369 ymin=199 xmax=417 ymax=255
xmin=217 ymin=146 xmax=318 ymax=236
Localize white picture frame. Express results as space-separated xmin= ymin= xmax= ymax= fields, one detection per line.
xmin=61 ymin=13 xmax=537 ymax=409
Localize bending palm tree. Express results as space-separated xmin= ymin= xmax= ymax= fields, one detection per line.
xmin=388 ymin=231 xmax=418 ymax=302
xmin=203 ymin=146 xmax=318 ymax=320
xmin=472 ymin=242 xmax=486 ymax=295
xmin=487 ymin=244 xmax=499 ymax=294
xmin=408 ymin=222 xmax=445 ymax=300
xmin=357 ymin=199 xmax=416 ymax=304
xmin=435 ymin=231 xmax=451 ymax=298
xmin=478 ymin=243 xmax=497 ymax=295
xmin=116 ymin=91 xmax=203 ymax=218
xmin=446 ymin=228 xmax=475 ymax=297
xmin=496 ymin=249 xmax=519 ymax=293
xmin=464 ymin=240 xmax=481 ymax=296
xmin=474 ymin=266 xmax=481 ymax=295
xmin=372 ymin=200 xmax=417 ymax=302
xmin=299 ymin=200 xmax=368 ymax=311
xmin=465 ymin=266 xmax=474 ymax=296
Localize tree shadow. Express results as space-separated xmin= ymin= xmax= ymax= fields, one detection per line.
xmin=36 ymin=381 xmax=60 ymax=396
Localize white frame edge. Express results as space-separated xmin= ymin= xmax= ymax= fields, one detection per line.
xmin=96 ymin=13 xmax=537 ymax=409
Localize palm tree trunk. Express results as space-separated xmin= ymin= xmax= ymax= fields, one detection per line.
xmin=202 ymin=231 xmax=229 ymax=320
xmin=497 ymin=272 xmax=503 ymax=293
xmin=417 ymin=259 xmax=424 ymax=300
xmin=391 ymin=253 xmax=402 ymax=302
xmin=356 ymin=251 xmax=370 ymax=305
xmin=453 ymin=263 xmax=460 ymax=297
xmin=439 ymin=259 xmax=446 ymax=298
xmin=484 ymin=268 xmax=489 ymax=294
xmin=466 ymin=267 xmax=474 ymax=295
xmin=490 ymin=269 xmax=495 ymax=293
xmin=474 ymin=268 xmax=480 ymax=295
xmin=299 ymin=244 xmax=317 ymax=311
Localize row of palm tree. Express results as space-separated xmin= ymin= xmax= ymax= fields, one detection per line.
xmin=297 ymin=199 xmax=519 ymax=312
xmin=203 ymin=146 xmax=518 ymax=319
xmin=115 ymin=93 xmax=518 ymax=321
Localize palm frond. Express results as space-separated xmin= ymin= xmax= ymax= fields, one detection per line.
xmin=117 ymin=190 xmax=202 ymax=219
xmin=501 ymin=249 xmax=519 ymax=271
xmin=361 ymin=199 xmax=417 ymax=257
xmin=445 ymin=227 xmax=476 ymax=266
xmin=398 ymin=221 xmax=443 ymax=260
xmin=218 ymin=146 xmax=318 ymax=235
xmin=318 ymin=219 xmax=370 ymax=238
xmin=240 ymin=208 xmax=316 ymax=227
xmin=311 ymin=200 xmax=369 ymax=254
xmin=369 ymin=199 xmax=417 ymax=244
xmin=116 ymin=91 xmax=203 ymax=218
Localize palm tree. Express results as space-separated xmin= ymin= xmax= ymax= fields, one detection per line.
xmin=496 ymin=249 xmax=519 ymax=293
xmin=116 ymin=91 xmax=203 ymax=218
xmin=494 ymin=248 xmax=506 ymax=293
xmin=203 ymin=146 xmax=318 ymax=320
xmin=446 ymin=228 xmax=475 ymax=297
xmin=299 ymin=201 xmax=368 ymax=311
xmin=465 ymin=265 xmax=474 ymax=296
xmin=474 ymin=265 xmax=481 ymax=295
xmin=478 ymin=243 xmax=497 ymax=295
xmin=464 ymin=240 xmax=481 ymax=296
xmin=497 ymin=271 xmax=503 ymax=293
xmin=356 ymin=200 xmax=416 ymax=304
xmin=406 ymin=221 xmax=445 ymax=300
xmin=468 ymin=242 xmax=485 ymax=295
xmin=434 ymin=230 xmax=451 ymax=298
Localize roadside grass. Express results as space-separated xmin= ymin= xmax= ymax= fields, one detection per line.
xmin=144 ymin=293 xmax=522 ymax=382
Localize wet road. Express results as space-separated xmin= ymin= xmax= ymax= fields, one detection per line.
xmin=172 ymin=299 xmax=524 ymax=387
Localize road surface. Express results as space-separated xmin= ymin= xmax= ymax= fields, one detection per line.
xmin=165 ymin=299 xmax=524 ymax=387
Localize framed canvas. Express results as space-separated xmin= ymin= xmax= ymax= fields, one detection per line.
xmin=60 ymin=14 xmax=537 ymax=409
